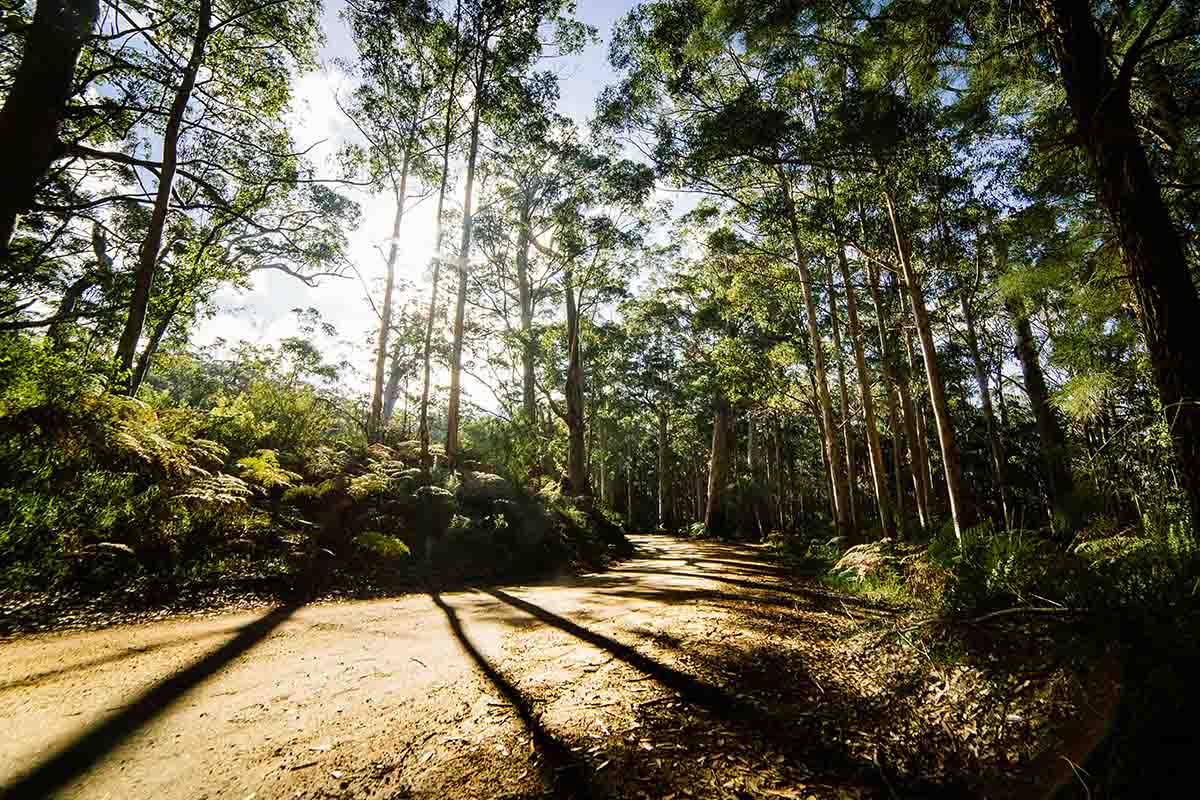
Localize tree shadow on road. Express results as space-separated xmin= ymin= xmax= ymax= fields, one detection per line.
xmin=475 ymin=586 xmax=992 ymax=798
xmin=428 ymin=591 xmax=595 ymax=799
xmin=0 ymin=623 xmax=251 ymax=693
xmin=0 ymin=601 xmax=303 ymax=800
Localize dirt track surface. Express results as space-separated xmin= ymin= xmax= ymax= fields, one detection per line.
xmin=0 ymin=535 xmax=930 ymax=800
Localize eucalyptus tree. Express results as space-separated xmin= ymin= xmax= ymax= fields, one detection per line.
xmin=0 ymin=0 xmax=359 ymax=396
xmin=723 ymin=0 xmax=1200 ymax=527
xmin=469 ymin=109 xmax=570 ymax=441
xmin=442 ymin=0 xmax=594 ymax=466
xmin=602 ymin=1 xmax=865 ymax=537
xmin=528 ymin=144 xmax=656 ymax=494
xmin=340 ymin=0 xmax=448 ymax=441
xmin=0 ymin=0 xmax=100 ymax=253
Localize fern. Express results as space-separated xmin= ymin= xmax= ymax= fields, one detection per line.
xmin=236 ymin=449 xmax=301 ymax=490
xmin=177 ymin=474 xmax=253 ymax=508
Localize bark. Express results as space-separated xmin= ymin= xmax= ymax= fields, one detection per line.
xmin=837 ymin=246 xmax=895 ymax=539
xmin=1007 ymin=293 xmax=1077 ymax=528
xmin=627 ymin=440 xmax=635 ymax=526
xmin=959 ymin=279 xmax=1009 ymax=525
xmin=418 ymin=18 xmax=466 ymax=467
xmin=113 ymin=0 xmax=212 ymax=392
xmin=515 ymin=196 xmax=537 ymax=427
xmin=444 ymin=77 xmax=484 ymax=465
xmin=867 ymin=260 xmax=926 ymax=530
xmin=704 ymin=395 xmax=732 ymax=535
xmin=129 ymin=295 xmax=184 ymax=395
xmin=883 ymin=185 xmax=975 ymax=542
xmin=657 ymin=404 xmax=671 ymax=531
xmin=995 ymin=355 xmax=1010 ymax=431
xmin=903 ymin=322 xmax=936 ymax=513
xmin=0 ymin=0 xmax=99 ymax=251
xmin=382 ymin=346 xmax=404 ymax=423
xmin=1030 ymin=0 xmax=1200 ymax=529
xmin=369 ymin=159 xmax=411 ymax=441
xmin=563 ymin=271 xmax=589 ymax=494
xmin=826 ymin=259 xmax=858 ymax=532
xmin=779 ymin=168 xmax=851 ymax=537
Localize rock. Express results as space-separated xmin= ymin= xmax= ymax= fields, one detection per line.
xmin=366 ymin=443 xmax=396 ymax=462
xmin=457 ymin=471 xmax=511 ymax=503
xmin=415 ymin=486 xmax=456 ymax=531
xmin=415 ymin=485 xmax=456 ymax=563
xmin=833 ymin=539 xmax=895 ymax=580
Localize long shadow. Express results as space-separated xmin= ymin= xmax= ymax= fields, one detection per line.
xmin=0 ymin=625 xmax=247 ymax=693
xmin=606 ymin=567 xmax=900 ymax=613
xmin=1 ymin=601 xmax=302 ymax=800
xmin=480 ymin=588 xmax=978 ymax=796
xmin=428 ymin=591 xmax=593 ymax=799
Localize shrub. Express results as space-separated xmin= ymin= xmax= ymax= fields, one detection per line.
xmin=353 ymin=531 xmax=411 ymax=560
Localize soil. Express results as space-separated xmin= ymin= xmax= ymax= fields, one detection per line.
xmin=0 ymin=535 xmax=1110 ymax=799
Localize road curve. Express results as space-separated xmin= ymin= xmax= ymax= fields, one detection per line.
xmin=0 ymin=535 xmax=802 ymax=799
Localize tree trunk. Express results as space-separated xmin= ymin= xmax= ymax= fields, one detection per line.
xmin=657 ymin=404 xmax=671 ymax=532
xmin=1031 ymin=0 xmax=1200 ymax=530
xmin=837 ymin=246 xmax=895 ymax=539
xmin=627 ymin=439 xmax=635 ymax=527
xmin=826 ymin=259 xmax=858 ymax=533
xmin=704 ymin=395 xmax=732 ymax=535
xmin=1007 ymin=292 xmax=1077 ymax=529
xmin=418 ymin=28 xmax=465 ymax=467
xmin=0 ymin=0 xmax=100 ymax=252
xmin=903 ymin=322 xmax=936 ymax=515
xmin=382 ymin=345 xmax=404 ymax=423
xmin=867 ymin=260 xmax=926 ymax=530
xmin=960 ymin=277 xmax=1009 ymax=525
xmin=113 ymin=0 xmax=211 ymax=391
xmin=445 ymin=74 xmax=485 ymax=465
xmin=883 ymin=185 xmax=975 ymax=543
xmin=129 ymin=295 xmax=184 ymax=395
xmin=369 ymin=159 xmax=411 ymax=441
xmin=563 ymin=271 xmax=589 ymax=494
xmin=515 ymin=196 xmax=537 ymax=428
xmin=779 ymin=168 xmax=851 ymax=537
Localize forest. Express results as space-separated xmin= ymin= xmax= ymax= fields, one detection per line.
xmin=1 ymin=0 xmax=1198 ymax=798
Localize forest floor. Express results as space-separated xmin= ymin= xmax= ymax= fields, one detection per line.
xmin=0 ymin=535 xmax=1109 ymax=800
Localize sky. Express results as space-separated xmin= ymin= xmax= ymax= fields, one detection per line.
xmin=193 ymin=0 xmax=643 ymax=402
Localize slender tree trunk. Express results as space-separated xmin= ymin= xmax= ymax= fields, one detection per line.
xmin=383 ymin=346 xmax=404 ymax=424
xmin=883 ymin=185 xmax=974 ymax=542
xmin=779 ymin=168 xmax=850 ymax=537
xmin=868 ymin=260 xmax=926 ymax=530
xmin=1031 ymin=0 xmax=1200 ymax=531
xmin=563 ymin=271 xmax=589 ymax=494
xmin=704 ymin=395 xmax=732 ymax=535
xmin=445 ymin=75 xmax=485 ymax=465
xmin=903 ymin=322 xmax=935 ymax=515
xmin=826 ymin=259 xmax=858 ymax=533
xmin=515 ymin=197 xmax=537 ymax=427
xmin=1007 ymin=293 xmax=1077 ymax=529
xmin=128 ymin=294 xmax=185 ymax=396
xmin=837 ymin=246 xmax=895 ymax=539
xmin=995 ymin=355 xmax=1010 ymax=431
xmin=960 ymin=278 xmax=1009 ymax=525
xmin=418 ymin=23 xmax=465 ymax=467
xmin=369 ymin=159 xmax=411 ymax=441
xmin=0 ymin=0 xmax=100 ymax=252
xmin=113 ymin=0 xmax=211 ymax=391
xmin=657 ymin=404 xmax=671 ymax=532
xmin=809 ymin=370 xmax=838 ymax=525
xmin=627 ymin=439 xmax=635 ymax=527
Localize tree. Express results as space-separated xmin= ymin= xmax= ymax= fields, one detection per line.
xmin=0 ymin=0 xmax=100 ymax=251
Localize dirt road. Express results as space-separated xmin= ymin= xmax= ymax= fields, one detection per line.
xmin=1 ymin=535 xmax=911 ymax=800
